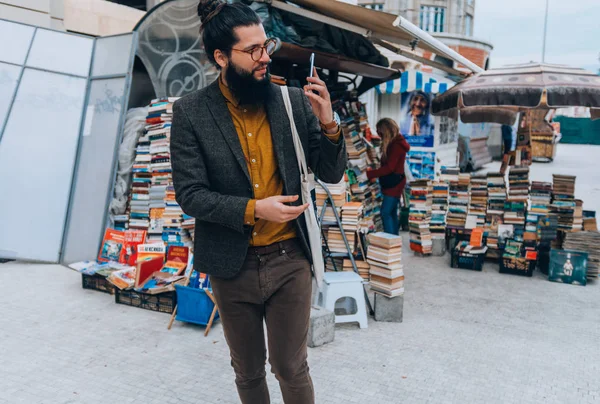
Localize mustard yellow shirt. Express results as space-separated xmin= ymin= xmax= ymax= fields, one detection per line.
xmin=218 ymin=77 xmax=340 ymax=246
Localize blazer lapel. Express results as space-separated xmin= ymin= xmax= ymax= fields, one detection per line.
xmin=265 ymin=84 xmax=291 ymax=193
xmin=205 ymin=80 xmax=251 ymax=185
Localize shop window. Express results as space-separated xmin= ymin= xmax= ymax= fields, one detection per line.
xmin=420 ymin=6 xmax=446 ymax=33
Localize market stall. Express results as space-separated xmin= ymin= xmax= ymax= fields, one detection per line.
xmin=376 ymin=70 xmax=457 ymax=180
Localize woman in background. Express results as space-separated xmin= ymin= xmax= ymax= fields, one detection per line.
xmin=367 ymin=118 xmax=411 ymax=235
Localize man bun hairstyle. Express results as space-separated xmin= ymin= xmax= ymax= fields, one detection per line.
xmin=198 ymin=0 xmax=262 ymax=68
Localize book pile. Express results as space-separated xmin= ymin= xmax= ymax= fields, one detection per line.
xmin=583 ymin=211 xmax=597 ymax=232
xmin=408 ymin=180 xmax=432 ymax=254
xmin=325 ymin=256 xmax=344 ymax=272
xmin=332 ymin=95 xmax=383 ymax=233
xmin=485 ymin=172 xmax=507 ymax=255
xmin=129 ymin=131 xmax=152 ymax=230
xmin=430 ymin=181 xmax=449 ymax=239
xmin=112 ymin=214 xmax=129 ymax=231
xmin=315 ymin=180 xmax=346 ymax=223
xmin=505 ymin=166 xmax=529 ymax=239
xmin=563 ymin=232 xmax=600 ymax=278
xmin=126 ymin=98 xmax=196 ymax=248
xmin=550 ymin=174 xmax=581 ymax=232
xmin=343 ymin=259 xmax=371 ymax=281
xmin=367 ymin=232 xmax=404 ymax=297
xmin=503 ymin=239 xmax=523 ymax=258
xmin=468 ymin=174 xmax=488 ymax=228
xmin=446 ymin=170 xmax=469 ymax=228
xmin=341 ymin=202 xmax=363 ymax=253
xmin=507 ymin=166 xmax=530 ymax=202
xmin=537 ymin=215 xmax=559 ymax=247
xmin=530 ymin=181 xmax=553 ymax=215
xmin=454 ymin=240 xmax=488 ymax=255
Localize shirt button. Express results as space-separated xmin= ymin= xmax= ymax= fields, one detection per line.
xmin=248 ymin=133 xmax=252 ymax=137
xmin=251 ymin=159 xmax=256 ymax=163
xmin=243 ymin=109 xmax=247 ymax=113
xmin=282 ymin=250 xmax=286 ymax=254
xmin=253 ymin=232 xmax=257 ymax=236
xmin=255 ymin=184 xmax=259 ymax=188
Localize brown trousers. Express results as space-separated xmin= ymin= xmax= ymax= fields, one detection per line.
xmin=210 ymin=238 xmax=314 ymax=404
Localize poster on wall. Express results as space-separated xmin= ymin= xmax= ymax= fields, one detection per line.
xmin=407 ymin=151 xmax=436 ymax=180
xmin=400 ymin=91 xmax=435 ymax=147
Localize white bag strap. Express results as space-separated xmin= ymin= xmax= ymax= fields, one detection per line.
xmin=280 ymin=86 xmax=309 ymax=180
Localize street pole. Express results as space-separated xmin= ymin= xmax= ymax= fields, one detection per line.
xmin=542 ymin=0 xmax=549 ymax=63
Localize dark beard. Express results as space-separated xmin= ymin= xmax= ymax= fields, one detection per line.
xmin=225 ymin=62 xmax=271 ymax=106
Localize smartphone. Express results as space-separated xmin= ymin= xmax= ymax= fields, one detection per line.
xmin=309 ymin=53 xmax=315 ymax=78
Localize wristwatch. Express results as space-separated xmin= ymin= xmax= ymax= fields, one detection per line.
xmin=320 ymin=111 xmax=341 ymax=131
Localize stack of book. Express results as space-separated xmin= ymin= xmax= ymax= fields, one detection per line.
xmin=367 ymin=232 xmax=404 ymax=297
xmin=326 ymin=228 xmax=347 ymax=254
xmin=537 ymin=215 xmax=559 ymax=248
xmin=128 ymin=97 xmax=194 ymax=248
xmin=341 ymin=202 xmax=363 ymax=253
xmin=563 ymin=232 xmax=600 ymax=278
xmin=530 ymin=181 xmax=553 ymax=216
xmin=507 ymin=166 xmax=530 ymax=202
xmin=430 ymin=181 xmax=449 ymax=239
xmin=129 ymin=131 xmax=152 ymax=230
xmin=325 ymin=256 xmax=344 ymax=273
xmin=334 ymin=96 xmax=382 ymax=233
xmin=343 ymin=259 xmax=371 ymax=281
xmin=550 ymin=174 xmax=580 ymax=232
xmin=408 ymin=180 xmax=433 ymax=254
xmin=315 ymin=180 xmax=346 ymax=223
xmin=505 ymin=166 xmax=529 ymax=239
xmin=446 ymin=171 xmax=470 ymax=228
xmin=468 ymin=174 xmax=488 ymax=228
xmin=485 ymin=172 xmax=506 ymax=255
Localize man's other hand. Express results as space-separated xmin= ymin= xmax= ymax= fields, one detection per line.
xmin=255 ymin=195 xmax=309 ymax=223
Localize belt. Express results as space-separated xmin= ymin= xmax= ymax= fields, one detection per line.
xmin=251 ymin=238 xmax=299 ymax=256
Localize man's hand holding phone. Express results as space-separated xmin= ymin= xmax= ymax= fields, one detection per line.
xmin=304 ymin=59 xmax=337 ymax=134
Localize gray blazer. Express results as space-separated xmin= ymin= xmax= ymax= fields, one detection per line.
xmin=170 ymin=79 xmax=347 ymax=278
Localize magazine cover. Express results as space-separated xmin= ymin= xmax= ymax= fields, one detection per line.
xmin=137 ymin=242 xmax=167 ymax=262
xmin=98 ymin=229 xmax=126 ymax=263
xmin=123 ymin=230 xmax=148 ymax=266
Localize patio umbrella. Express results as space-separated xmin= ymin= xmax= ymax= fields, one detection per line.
xmin=431 ymin=63 xmax=600 ymax=125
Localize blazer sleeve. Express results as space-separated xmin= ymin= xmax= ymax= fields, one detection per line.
xmin=296 ymin=89 xmax=347 ymax=184
xmin=170 ymin=100 xmax=251 ymax=234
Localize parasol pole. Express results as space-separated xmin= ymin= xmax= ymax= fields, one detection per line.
xmin=542 ymin=0 xmax=549 ymax=62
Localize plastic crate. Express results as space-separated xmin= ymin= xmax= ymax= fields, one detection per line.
xmin=115 ymin=289 xmax=177 ymax=314
xmin=82 ymin=274 xmax=115 ymax=295
xmin=499 ymin=256 xmax=535 ymax=277
xmin=175 ymin=285 xmax=220 ymax=326
xmin=451 ymin=248 xmax=485 ymax=271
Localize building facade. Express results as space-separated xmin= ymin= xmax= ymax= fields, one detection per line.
xmin=358 ymin=0 xmax=492 ymax=71
xmin=0 ymin=0 xmax=144 ymax=36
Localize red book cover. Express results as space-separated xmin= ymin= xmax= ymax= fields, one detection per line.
xmin=135 ymin=256 xmax=164 ymax=288
xmin=123 ymin=230 xmax=147 ymax=266
xmin=98 ymin=228 xmax=125 ymax=263
xmin=166 ymin=245 xmax=190 ymax=263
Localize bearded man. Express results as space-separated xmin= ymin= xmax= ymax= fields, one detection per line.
xmin=169 ymin=1 xmax=346 ymax=403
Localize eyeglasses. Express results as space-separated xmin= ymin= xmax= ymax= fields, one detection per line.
xmin=231 ymin=38 xmax=279 ymax=62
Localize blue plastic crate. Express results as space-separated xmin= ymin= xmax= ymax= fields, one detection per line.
xmin=174 ymin=285 xmax=219 ymax=326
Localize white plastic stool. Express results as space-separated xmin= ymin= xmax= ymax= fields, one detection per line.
xmin=316 ymin=271 xmax=368 ymax=329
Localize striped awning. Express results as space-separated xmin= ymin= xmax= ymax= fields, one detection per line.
xmin=376 ymin=70 xmax=455 ymax=95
